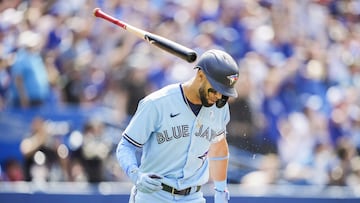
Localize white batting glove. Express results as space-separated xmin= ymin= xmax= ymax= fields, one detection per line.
xmin=214 ymin=189 xmax=230 ymax=203
xmin=128 ymin=167 xmax=163 ymax=193
xmin=134 ymin=172 xmax=163 ymax=193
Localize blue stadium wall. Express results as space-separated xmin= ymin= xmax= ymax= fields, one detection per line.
xmin=0 ymin=193 xmax=359 ymax=203
xmin=0 ymin=182 xmax=359 ymax=203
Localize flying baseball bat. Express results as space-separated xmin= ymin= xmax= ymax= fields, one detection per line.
xmin=93 ymin=8 xmax=197 ymax=63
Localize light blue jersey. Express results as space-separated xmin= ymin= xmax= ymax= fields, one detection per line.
xmin=123 ymin=83 xmax=230 ymax=190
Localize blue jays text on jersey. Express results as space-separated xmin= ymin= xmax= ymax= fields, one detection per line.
xmin=156 ymin=123 xmax=225 ymax=144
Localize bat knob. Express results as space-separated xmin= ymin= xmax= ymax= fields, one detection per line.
xmin=93 ymin=8 xmax=101 ymax=17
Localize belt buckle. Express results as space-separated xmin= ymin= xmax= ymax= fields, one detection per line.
xmin=171 ymin=187 xmax=175 ymax=195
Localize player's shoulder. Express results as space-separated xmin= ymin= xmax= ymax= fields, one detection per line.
xmin=143 ymin=83 xmax=181 ymax=102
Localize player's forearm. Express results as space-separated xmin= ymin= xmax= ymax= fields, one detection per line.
xmin=116 ymin=137 xmax=140 ymax=182
xmin=208 ymin=138 xmax=229 ymax=181
xmin=210 ymin=159 xmax=228 ymax=181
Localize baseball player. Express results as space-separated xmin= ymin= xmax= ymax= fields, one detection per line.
xmin=117 ymin=49 xmax=239 ymax=203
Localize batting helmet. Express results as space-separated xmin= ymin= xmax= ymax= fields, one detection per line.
xmin=196 ymin=49 xmax=239 ymax=98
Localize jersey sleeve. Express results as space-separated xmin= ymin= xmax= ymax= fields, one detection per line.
xmin=224 ymin=103 xmax=230 ymax=125
xmin=122 ymin=97 xmax=159 ymax=147
xmin=211 ymin=103 xmax=231 ymax=144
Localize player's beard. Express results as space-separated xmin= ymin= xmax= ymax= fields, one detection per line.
xmin=199 ymin=86 xmax=214 ymax=107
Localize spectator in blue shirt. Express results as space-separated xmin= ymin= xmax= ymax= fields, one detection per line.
xmin=8 ymin=31 xmax=50 ymax=108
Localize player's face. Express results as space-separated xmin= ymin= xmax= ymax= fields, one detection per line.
xmin=199 ymin=81 xmax=222 ymax=107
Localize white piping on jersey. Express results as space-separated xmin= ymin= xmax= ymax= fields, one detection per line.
xmin=123 ymin=133 xmax=143 ymax=148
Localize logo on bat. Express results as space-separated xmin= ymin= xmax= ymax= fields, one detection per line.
xmin=145 ymin=35 xmax=156 ymax=44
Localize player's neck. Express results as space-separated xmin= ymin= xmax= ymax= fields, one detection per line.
xmin=182 ymin=82 xmax=201 ymax=105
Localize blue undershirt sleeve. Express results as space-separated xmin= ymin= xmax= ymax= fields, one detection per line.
xmin=116 ymin=137 xmax=140 ymax=183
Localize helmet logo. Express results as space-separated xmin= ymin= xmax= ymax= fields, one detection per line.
xmin=227 ymin=74 xmax=238 ymax=86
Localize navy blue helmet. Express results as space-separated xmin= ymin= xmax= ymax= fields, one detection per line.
xmin=196 ymin=49 xmax=239 ymax=98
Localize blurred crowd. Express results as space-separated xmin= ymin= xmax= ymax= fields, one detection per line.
xmin=0 ymin=0 xmax=360 ymax=190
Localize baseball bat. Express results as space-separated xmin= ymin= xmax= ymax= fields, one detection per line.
xmin=93 ymin=8 xmax=197 ymax=63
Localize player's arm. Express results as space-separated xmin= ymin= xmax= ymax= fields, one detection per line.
xmin=208 ymin=136 xmax=230 ymax=202
xmin=209 ymin=104 xmax=231 ymax=183
xmin=209 ymin=136 xmax=229 ymax=182
xmin=116 ymin=135 xmax=163 ymax=193
xmin=117 ymin=98 xmax=163 ymax=193
xmin=116 ymin=98 xmax=155 ymax=175
xmin=116 ymin=137 xmax=139 ymax=182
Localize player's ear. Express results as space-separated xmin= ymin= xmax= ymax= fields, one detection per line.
xmin=196 ymin=68 xmax=206 ymax=82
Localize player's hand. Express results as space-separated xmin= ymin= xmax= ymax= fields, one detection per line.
xmin=136 ymin=173 xmax=163 ymax=193
xmin=214 ymin=189 xmax=230 ymax=203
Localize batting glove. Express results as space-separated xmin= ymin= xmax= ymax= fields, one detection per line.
xmin=135 ymin=172 xmax=163 ymax=193
xmin=214 ymin=189 xmax=230 ymax=203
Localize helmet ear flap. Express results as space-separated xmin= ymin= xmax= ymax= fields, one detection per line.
xmin=216 ymin=95 xmax=228 ymax=108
